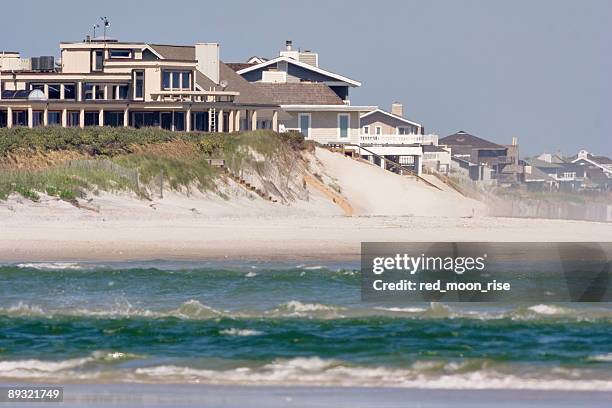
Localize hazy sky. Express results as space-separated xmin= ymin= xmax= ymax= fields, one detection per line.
xmin=2 ymin=0 xmax=609 ymax=157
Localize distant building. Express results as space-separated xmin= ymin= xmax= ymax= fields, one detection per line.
xmin=439 ymin=131 xmax=513 ymax=181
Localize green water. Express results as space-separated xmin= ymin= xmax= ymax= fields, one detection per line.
xmin=0 ymin=261 xmax=610 ymax=389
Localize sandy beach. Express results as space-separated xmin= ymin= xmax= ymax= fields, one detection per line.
xmin=1 ymin=148 xmax=610 ymax=262
xmin=5 ymin=383 xmax=611 ymax=408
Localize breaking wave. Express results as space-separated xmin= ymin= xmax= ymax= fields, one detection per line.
xmin=0 ymin=300 xmax=611 ymax=321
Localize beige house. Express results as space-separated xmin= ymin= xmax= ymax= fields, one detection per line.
xmin=0 ymin=39 xmax=279 ymax=131
xmin=227 ymin=41 xmax=375 ymax=148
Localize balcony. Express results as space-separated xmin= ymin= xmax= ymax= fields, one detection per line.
xmin=150 ymin=90 xmax=239 ymax=103
xmin=359 ymin=133 xmax=438 ymax=146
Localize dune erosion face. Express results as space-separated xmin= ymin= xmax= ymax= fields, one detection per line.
xmin=313 ymin=148 xmax=484 ymax=217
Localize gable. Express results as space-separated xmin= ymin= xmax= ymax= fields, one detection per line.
xmin=237 ymin=56 xmax=360 ymax=87
xmin=360 ymin=110 xmax=421 ymax=128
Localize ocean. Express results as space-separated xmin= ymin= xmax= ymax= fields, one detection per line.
xmin=0 ymin=261 xmax=611 ymax=391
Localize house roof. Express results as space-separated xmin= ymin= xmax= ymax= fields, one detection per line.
xmin=218 ymin=62 xmax=275 ymax=105
xmin=360 ymin=108 xmax=422 ymax=128
xmin=423 ymin=145 xmax=449 ymax=153
xmin=571 ymin=153 xmax=612 ymax=165
xmin=236 ymin=56 xmax=361 ymax=87
xmin=439 ymin=131 xmax=506 ymax=150
xmin=525 ymin=158 xmax=563 ymax=168
xmin=147 ymin=44 xmax=275 ymax=105
xmin=251 ymin=82 xmax=344 ymax=105
xmin=194 ymin=70 xmax=216 ymax=90
xmin=226 ymin=62 xmax=256 ymax=72
xmin=524 ymin=166 xmax=557 ymax=183
xmin=148 ymin=44 xmax=195 ymax=61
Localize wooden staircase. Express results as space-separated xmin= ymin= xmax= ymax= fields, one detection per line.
xmin=224 ymin=168 xmax=278 ymax=203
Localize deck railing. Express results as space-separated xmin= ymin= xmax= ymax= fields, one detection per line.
xmin=359 ymin=133 xmax=438 ymax=145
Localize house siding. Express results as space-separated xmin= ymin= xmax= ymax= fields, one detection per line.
xmin=282 ymin=111 xmax=360 ymax=145
xmin=360 ymin=111 xmax=420 ymax=134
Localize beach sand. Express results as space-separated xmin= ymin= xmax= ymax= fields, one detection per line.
xmin=2 ymin=146 xmax=610 ymax=262
xmin=5 ymin=383 xmax=612 ymax=408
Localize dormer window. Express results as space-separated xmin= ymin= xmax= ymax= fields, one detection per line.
xmin=93 ymin=50 xmax=104 ymax=71
xmin=110 ymin=49 xmax=132 ymax=59
xmin=162 ymin=70 xmax=191 ymax=91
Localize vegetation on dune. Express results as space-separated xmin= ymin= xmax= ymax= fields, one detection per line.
xmin=0 ymin=127 xmax=310 ymax=202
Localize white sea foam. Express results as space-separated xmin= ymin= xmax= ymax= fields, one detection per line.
xmin=527 ymin=305 xmax=568 ymax=315
xmin=245 ymin=272 xmax=257 ymax=278
xmin=15 ymin=262 xmax=83 ymax=270
xmin=129 ymin=357 xmax=612 ymax=391
xmin=587 ymin=353 xmax=612 ymax=362
xmin=1 ymin=355 xmax=612 ymax=391
xmin=375 ymin=307 xmax=427 ymax=313
xmin=220 ymin=328 xmax=263 ymax=337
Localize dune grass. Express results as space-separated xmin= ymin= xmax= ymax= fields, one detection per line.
xmin=0 ymin=127 xmax=309 ymax=201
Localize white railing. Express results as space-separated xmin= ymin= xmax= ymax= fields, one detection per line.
xmin=359 ymin=133 xmax=438 ymax=145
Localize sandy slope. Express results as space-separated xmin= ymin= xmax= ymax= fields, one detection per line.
xmin=0 ymin=147 xmax=610 ymax=262
xmin=314 ymin=148 xmax=482 ymax=216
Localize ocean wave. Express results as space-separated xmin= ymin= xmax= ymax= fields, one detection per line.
xmin=268 ymin=301 xmax=346 ymax=317
xmin=587 ymin=353 xmax=612 ymax=362
xmin=0 ymin=300 xmax=610 ymax=322
xmin=0 ymin=351 xmax=140 ymax=379
xmin=220 ymin=328 xmax=263 ymax=337
xmin=3 ymin=356 xmax=610 ymax=391
xmin=127 ymin=357 xmax=612 ymax=390
xmin=15 ymin=262 xmax=83 ymax=270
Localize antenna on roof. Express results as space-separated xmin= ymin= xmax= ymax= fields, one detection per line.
xmin=100 ymin=17 xmax=110 ymax=40
xmin=92 ymin=23 xmax=99 ymax=39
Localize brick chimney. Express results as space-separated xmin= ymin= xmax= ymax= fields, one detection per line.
xmin=391 ymin=102 xmax=403 ymax=118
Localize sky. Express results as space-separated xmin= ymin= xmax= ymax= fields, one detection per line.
xmin=1 ymin=0 xmax=610 ymax=157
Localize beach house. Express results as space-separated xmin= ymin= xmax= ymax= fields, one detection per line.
xmin=358 ymin=103 xmax=443 ymax=175
xmin=0 ymin=38 xmax=280 ymax=132
xmin=227 ymin=41 xmax=375 ymax=148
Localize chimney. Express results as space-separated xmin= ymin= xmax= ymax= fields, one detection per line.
xmin=511 ymin=136 xmax=518 ymax=146
xmin=195 ymin=43 xmax=220 ymax=85
xmin=286 ymin=40 xmax=293 ymax=51
xmin=391 ymin=102 xmax=403 ymax=118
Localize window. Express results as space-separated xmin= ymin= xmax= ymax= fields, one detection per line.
xmin=134 ymin=71 xmax=144 ymax=99
xmin=84 ymin=111 xmax=99 ymax=126
xmin=95 ymin=85 xmax=105 ymax=100
xmin=47 ymin=111 xmax=61 ymax=125
xmin=192 ymin=112 xmax=209 ymax=132
xmin=375 ymin=126 xmax=382 ymax=135
xmin=114 ymin=84 xmax=129 ymax=100
xmin=162 ymin=71 xmax=171 ymax=89
xmin=162 ymin=70 xmax=191 ymax=90
xmin=93 ymin=50 xmax=104 ymax=71
xmin=48 ymin=84 xmax=61 ymax=100
xmin=362 ymin=126 xmax=369 ymax=135
xmin=174 ymin=112 xmax=185 ymax=131
xmin=110 ymin=49 xmax=132 ymax=58
xmin=13 ymin=111 xmax=27 ymax=126
xmin=68 ymin=111 xmax=80 ymax=127
xmin=104 ymin=111 xmax=124 ymax=127
xmin=32 ymin=111 xmax=44 ymax=127
xmin=0 ymin=111 xmax=7 ymax=128
xmin=338 ymin=114 xmax=350 ymax=139
xmin=398 ymin=126 xmax=415 ymax=135
xmin=84 ymin=84 xmax=94 ymax=100
xmin=298 ymin=113 xmax=311 ymax=138
xmin=30 ymin=83 xmax=44 ymax=92
xmin=64 ymin=84 xmax=76 ymax=100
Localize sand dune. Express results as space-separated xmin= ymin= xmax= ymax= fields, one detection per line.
xmin=0 ymin=147 xmax=610 ymax=262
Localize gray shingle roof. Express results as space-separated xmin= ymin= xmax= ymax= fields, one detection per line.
xmin=440 ymin=131 xmax=506 ymax=150
xmin=219 ymin=62 xmax=276 ymax=105
xmin=251 ymin=82 xmax=344 ymax=105
xmin=148 ymin=44 xmax=275 ymax=106
xmin=148 ymin=44 xmax=195 ymax=60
